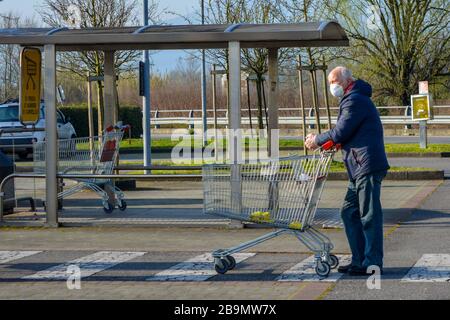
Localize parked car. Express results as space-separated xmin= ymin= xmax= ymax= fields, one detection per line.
xmin=0 ymin=99 xmax=77 ymax=159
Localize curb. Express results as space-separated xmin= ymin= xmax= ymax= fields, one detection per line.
xmin=129 ymin=170 xmax=444 ymax=182
xmin=120 ymin=148 xmax=173 ymax=154
xmin=15 ymin=166 xmax=444 ymax=181
xmin=327 ymin=170 xmax=444 ymax=181
xmin=386 ymin=152 xmax=450 ymax=158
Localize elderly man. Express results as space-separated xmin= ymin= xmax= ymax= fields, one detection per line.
xmin=305 ymin=67 xmax=390 ymax=276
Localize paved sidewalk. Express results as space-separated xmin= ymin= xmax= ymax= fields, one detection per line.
xmin=6 ymin=180 xmax=439 ymax=228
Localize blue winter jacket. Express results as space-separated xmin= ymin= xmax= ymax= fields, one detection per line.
xmin=315 ymin=79 xmax=390 ymax=181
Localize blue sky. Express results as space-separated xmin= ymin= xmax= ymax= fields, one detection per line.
xmin=0 ymin=0 xmax=199 ymax=20
xmin=0 ymin=0 xmax=201 ymax=72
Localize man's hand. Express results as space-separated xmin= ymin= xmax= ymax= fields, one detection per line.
xmin=305 ymin=133 xmax=319 ymax=150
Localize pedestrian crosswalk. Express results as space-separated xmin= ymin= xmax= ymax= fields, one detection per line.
xmin=147 ymin=252 xmax=255 ymax=281
xmin=401 ymin=254 xmax=450 ymax=283
xmin=23 ymin=251 xmax=146 ymax=280
xmin=0 ymin=250 xmax=449 ymax=283
xmin=276 ymin=255 xmax=352 ymax=282
xmin=0 ymin=251 xmax=42 ymax=264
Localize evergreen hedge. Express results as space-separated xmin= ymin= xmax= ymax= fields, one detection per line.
xmin=59 ymin=105 xmax=143 ymax=138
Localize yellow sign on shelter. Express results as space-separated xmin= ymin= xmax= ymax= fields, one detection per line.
xmin=411 ymin=94 xmax=431 ymax=121
xmin=19 ymin=47 xmax=42 ymax=124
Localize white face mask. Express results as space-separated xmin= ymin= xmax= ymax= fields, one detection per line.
xmin=330 ymin=83 xmax=344 ymax=98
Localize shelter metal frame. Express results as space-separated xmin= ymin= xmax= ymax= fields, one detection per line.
xmin=0 ymin=22 xmax=349 ymax=227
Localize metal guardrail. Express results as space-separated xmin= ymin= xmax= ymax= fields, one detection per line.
xmin=150 ymin=105 xmax=450 ymax=113
xmin=150 ymin=115 xmax=450 ymax=126
xmin=149 ymin=106 xmax=450 ymax=126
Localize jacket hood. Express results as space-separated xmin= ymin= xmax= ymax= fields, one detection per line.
xmin=347 ymin=79 xmax=372 ymax=98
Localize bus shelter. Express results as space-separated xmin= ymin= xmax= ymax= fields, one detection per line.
xmin=0 ymin=22 xmax=349 ymax=227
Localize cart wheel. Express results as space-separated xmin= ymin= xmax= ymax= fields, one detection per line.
xmin=214 ymin=258 xmax=229 ymax=274
xmin=118 ymin=200 xmax=127 ymax=211
xmin=224 ymin=255 xmax=236 ymax=270
xmin=103 ymin=202 xmax=114 ymax=214
xmin=315 ymin=261 xmax=331 ymax=277
xmin=328 ymin=254 xmax=339 ymax=269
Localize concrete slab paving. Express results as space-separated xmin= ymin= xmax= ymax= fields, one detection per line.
xmin=6 ymin=180 xmax=439 ymax=229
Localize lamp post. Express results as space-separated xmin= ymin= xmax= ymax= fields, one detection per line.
xmin=201 ymin=0 xmax=208 ymax=147
xmin=142 ymin=0 xmax=152 ymax=173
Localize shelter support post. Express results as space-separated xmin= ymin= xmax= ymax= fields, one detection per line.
xmin=297 ymin=56 xmax=308 ymax=156
xmin=228 ymin=41 xmax=242 ymax=163
xmin=142 ymin=49 xmax=152 ymax=174
xmin=104 ymin=51 xmax=117 ymax=128
xmin=267 ymin=48 xmax=280 ymax=217
xmin=228 ymin=41 xmax=243 ymax=229
xmin=267 ymin=48 xmax=279 ymax=159
xmin=44 ymin=44 xmax=59 ymax=227
xmin=103 ymin=50 xmax=118 ymax=206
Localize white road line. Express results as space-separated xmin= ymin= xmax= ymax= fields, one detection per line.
xmin=22 ymin=251 xmax=146 ymax=280
xmin=147 ymin=252 xmax=256 ymax=281
xmin=401 ymin=254 xmax=450 ymax=283
xmin=276 ymin=254 xmax=352 ymax=282
xmin=0 ymin=251 xmax=42 ymax=264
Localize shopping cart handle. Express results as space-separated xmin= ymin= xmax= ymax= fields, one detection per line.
xmin=322 ymin=140 xmax=341 ymax=151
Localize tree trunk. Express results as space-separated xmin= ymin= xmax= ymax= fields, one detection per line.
xmin=401 ymin=91 xmax=410 ymax=107
xmin=255 ymin=77 xmax=264 ymax=130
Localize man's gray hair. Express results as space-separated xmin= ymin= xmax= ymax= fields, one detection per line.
xmin=335 ymin=66 xmax=355 ymax=82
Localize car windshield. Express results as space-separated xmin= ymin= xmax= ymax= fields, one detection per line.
xmin=0 ymin=105 xmax=19 ymax=122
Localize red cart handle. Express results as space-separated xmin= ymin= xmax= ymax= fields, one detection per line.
xmin=322 ymin=140 xmax=341 ymax=151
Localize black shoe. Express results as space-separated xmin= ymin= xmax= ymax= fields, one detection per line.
xmin=347 ymin=265 xmax=368 ymax=276
xmin=348 ymin=266 xmax=384 ymax=276
xmin=337 ymin=263 xmax=353 ymax=274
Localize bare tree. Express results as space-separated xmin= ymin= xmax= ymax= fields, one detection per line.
xmin=328 ymin=0 xmax=450 ymax=105
xmin=38 ymin=0 xmax=162 ymax=133
xmin=0 ymin=13 xmax=20 ymax=101
xmin=280 ymin=0 xmax=342 ymax=67
xmin=177 ymin=0 xmax=285 ymax=129
xmin=0 ymin=13 xmax=39 ymax=101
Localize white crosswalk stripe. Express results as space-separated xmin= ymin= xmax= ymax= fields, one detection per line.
xmin=147 ymin=252 xmax=255 ymax=281
xmin=401 ymin=254 xmax=450 ymax=283
xmin=22 ymin=251 xmax=146 ymax=280
xmin=0 ymin=251 xmax=42 ymax=264
xmin=276 ymin=254 xmax=352 ymax=282
xmin=8 ymin=251 xmax=448 ymax=283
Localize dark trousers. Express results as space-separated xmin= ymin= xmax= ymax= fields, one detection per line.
xmin=341 ymin=170 xmax=387 ymax=269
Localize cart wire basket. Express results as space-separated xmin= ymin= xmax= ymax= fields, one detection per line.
xmin=203 ymin=140 xmax=340 ymax=277
xmin=33 ymin=124 xmax=128 ymax=213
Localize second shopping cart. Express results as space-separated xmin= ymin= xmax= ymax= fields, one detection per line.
xmin=33 ymin=124 xmax=128 ymax=213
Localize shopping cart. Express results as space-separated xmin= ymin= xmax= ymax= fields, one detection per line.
xmin=33 ymin=124 xmax=129 ymax=213
xmin=203 ymin=140 xmax=340 ymax=277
